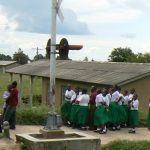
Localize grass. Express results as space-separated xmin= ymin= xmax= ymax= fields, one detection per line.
xmin=101 ymin=140 xmax=150 ymax=150
xmin=0 ymin=73 xmax=42 ymax=108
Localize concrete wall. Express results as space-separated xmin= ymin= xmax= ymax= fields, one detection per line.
xmin=121 ymin=75 xmax=150 ymax=111
xmin=0 ymin=63 xmax=19 ymax=73
xmin=41 ymin=76 xmax=150 ymax=111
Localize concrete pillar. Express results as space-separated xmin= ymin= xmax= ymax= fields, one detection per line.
xmin=29 ymin=76 xmax=34 ymax=108
xmin=10 ymin=73 xmax=13 ymax=82
xmin=42 ymin=77 xmax=49 ymax=105
xmin=19 ymin=74 xmax=23 ymax=105
xmin=2 ymin=66 xmax=5 ymax=73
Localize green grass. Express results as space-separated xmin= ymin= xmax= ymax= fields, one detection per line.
xmin=16 ymin=105 xmax=49 ymax=125
xmin=101 ymin=140 xmax=150 ymax=150
xmin=0 ymin=73 xmax=42 ymax=108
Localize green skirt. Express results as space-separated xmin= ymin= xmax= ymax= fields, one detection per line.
xmin=60 ymin=101 xmax=72 ymax=120
xmin=146 ymin=108 xmax=150 ymax=126
xmin=129 ymin=110 xmax=139 ymax=126
xmin=77 ymin=106 xmax=89 ymax=126
xmin=108 ymin=102 xmax=119 ymax=124
xmin=94 ymin=105 xmax=109 ymax=126
xmin=70 ymin=104 xmax=80 ymax=123
xmin=122 ymin=105 xmax=129 ymax=123
xmin=117 ymin=105 xmax=127 ymax=124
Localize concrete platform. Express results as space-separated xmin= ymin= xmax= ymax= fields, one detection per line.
xmin=16 ymin=131 xmax=100 ymax=150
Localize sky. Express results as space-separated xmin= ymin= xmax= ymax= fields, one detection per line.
xmin=0 ymin=0 xmax=150 ymax=61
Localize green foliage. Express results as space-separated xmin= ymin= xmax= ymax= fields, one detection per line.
xmin=109 ymin=47 xmax=150 ymax=63
xmin=34 ymin=54 xmax=45 ymax=61
xmin=108 ymin=47 xmax=136 ymax=62
xmin=16 ymin=105 xmax=49 ymax=125
xmin=22 ymin=95 xmax=42 ymax=105
xmin=0 ymin=73 xmax=42 ymax=108
xmin=0 ymin=54 xmax=12 ymax=60
xmin=13 ymin=48 xmax=29 ymax=64
xmin=102 ymin=140 xmax=150 ymax=150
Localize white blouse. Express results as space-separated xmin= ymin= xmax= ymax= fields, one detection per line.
xmin=77 ymin=94 xmax=89 ymax=106
xmin=65 ymin=90 xmax=75 ymax=101
xmin=130 ymin=99 xmax=139 ymax=110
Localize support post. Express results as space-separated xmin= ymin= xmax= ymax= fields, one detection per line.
xmin=45 ymin=0 xmax=62 ymax=130
xmin=49 ymin=0 xmax=57 ymax=112
xmin=29 ymin=76 xmax=34 ymax=108
xmin=19 ymin=74 xmax=22 ymax=106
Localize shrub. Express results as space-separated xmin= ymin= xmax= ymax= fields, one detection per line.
xmin=22 ymin=95 xmax=42 ymax=105
xmin=102 ymin=140 xmax=150 ymax=150
xmin=16 ymin=105 xmax=49 ymax=125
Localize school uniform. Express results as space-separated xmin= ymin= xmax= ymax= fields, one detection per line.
xmin=70 ymin=93 xmax=80 ymax=124
xmin=109 ymin=91 xmax=120 ymax=125
xmin=61 ymin=89 xmax=75 ymax=121
xmin=129 ymin=99 xmax=139 ymax=127
xmin=122 ymin=95 xmax=130 ymax=124
xmin=117 ymin=93 xmax=127 ymax=124
xmin=146 ymin=103 xmax=150 ymax=126
xmin=89 ymin=91 xmax=97 ymax=129
xmin=94 ymin=94 xmax=109 ymax=126
xmin=77 ymin=94 xmax=90 ymax=126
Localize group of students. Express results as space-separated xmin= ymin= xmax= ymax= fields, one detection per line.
xmin=0 ymin=81 xmax=19 ymax=133
xmin=60 ymin=85 xmax=140 ymax=134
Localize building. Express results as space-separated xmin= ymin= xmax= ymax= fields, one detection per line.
xmin=6 ymin=59 xmax=150 ymax=110
xmin=0 ymin=61 xmax=18 ymax=73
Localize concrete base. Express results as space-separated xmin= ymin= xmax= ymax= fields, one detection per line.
xmin=16 ymin=130 xmax=101 ymax=150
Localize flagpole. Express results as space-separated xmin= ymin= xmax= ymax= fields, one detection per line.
xmin=50 ymin=0 xmax=57 ymax=112
xmin=45 ymin=0 xmax=63 ymax=130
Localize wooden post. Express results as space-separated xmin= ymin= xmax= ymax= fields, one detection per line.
xmin=19 ymin=74 xmax=23 ymax=106
xmin=10 ymin=73 xmax=13 ymax=82
xmin=42 ymin=77 xmax=49 ymax=105
xmin=29 ymin=76 xmax=34 ymax=108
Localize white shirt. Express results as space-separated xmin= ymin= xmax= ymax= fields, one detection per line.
xmin=122 ymin=95 xmax=130 ymax=105
xmin=129 ymin=93 xmax=134 ymax=101
xmin=103 ymin=95 xmax=110 ymax=106
xmin=65 ymin=90 xmax=75 ymax=101
xmin=95 ymin=93 xmax=103 ymax=107
xmin=106 ymin=93 xmax=111 ymax=103
xmin=130 ymin=99 xmax=139 ymax=110
xmin=111 ymin=91 xmax=120 ymax=102
xmin=77 ymin=94 xmax=89 ymax=106
xmin=3 ymin=91 xmax=10 ymax=108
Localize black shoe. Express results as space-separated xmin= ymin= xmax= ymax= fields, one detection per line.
xmin=99 ymin=130 xmax=107 ymax=134
xmin=128 ymin=129 xmax=136 ymax=134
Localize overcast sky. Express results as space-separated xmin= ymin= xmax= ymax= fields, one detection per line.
xmin=0 ymin=0 xmax=150 ymax=61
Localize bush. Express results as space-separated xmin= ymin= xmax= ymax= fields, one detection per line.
xmin=22 ymin=95 xmax=42 ymax=105
xmin=102 ymin=140 xmax=150 ymax=150
xmin=16 ymin=105 xmax=49 ymax=125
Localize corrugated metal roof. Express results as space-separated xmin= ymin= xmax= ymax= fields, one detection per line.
xmin=0 ymin=61 xmax=16 ymax=66
xmin=6 ymin=60 xmax=150 ymax=86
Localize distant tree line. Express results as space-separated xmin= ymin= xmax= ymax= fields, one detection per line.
xmin=0 ymin=48 xmax=45 ymax=65
xmin=1 ymin=47 xmax=150 ymax=64
xmin=108 ymin=47 xmax=150 ymax=63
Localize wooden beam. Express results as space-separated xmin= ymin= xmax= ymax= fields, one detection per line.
xmin=19 ymin=74 xmax=23 ymax=106
xmin=29 ymin=76 xmax=34 ymax=108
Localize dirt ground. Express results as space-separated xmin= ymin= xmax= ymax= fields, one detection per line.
xmin=1 ymin=125 xmax=150 ymax=149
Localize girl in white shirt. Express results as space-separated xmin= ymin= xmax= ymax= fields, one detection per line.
xmin=76 ymin=88 xmax=90 ymax=130
xmin=128 ymin=93 xmax=139 ymax=133
xmin=94 ymin=89 xmax=109 ymax=134
xmin=61 ymin=85 xmax=75 ymax=126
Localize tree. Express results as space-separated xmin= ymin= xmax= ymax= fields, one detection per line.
xmin=108 ymin=47 xmax=136 ymax=62
xmin=83 ymin=56 xmax=88 ymax=61
xmin=34 ymin=54 xmax=45 ymax=61
xmin=135 ymin=52 xmax=150 ymax=63
xmin=0 ymin=54 xmax=12 ymax=60
xmin=13 ymin=48 xmax=29 ymax=64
